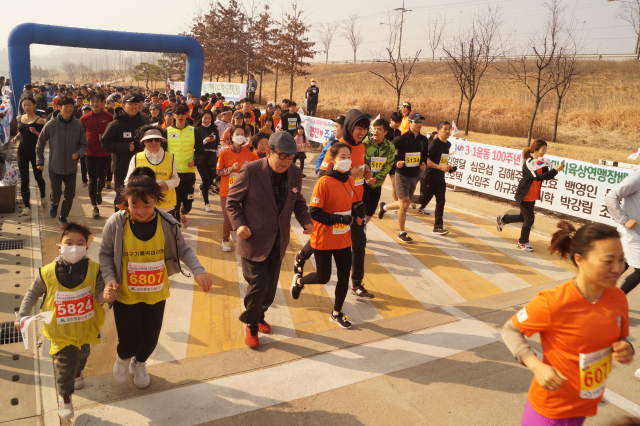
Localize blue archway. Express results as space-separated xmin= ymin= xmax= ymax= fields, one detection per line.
xmin=8 ymin=23 xmax=204 ymax=115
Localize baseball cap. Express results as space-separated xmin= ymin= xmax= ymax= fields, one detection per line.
xmin=233 ymin=111 xmax=244 ymax=118
xmin=311 ymin=78 xmax=316 ymax=82
xmin=266 ymin=101 xmax=275 ymax=108
xmin=81 ymin=105 xmax=91 ymax=111
xmin=401 ymin=102 xmax=412 ymax=110
xmin=330 ymin=115 xmax=346 ymax=125
xmin=123 ymin=94 xmax=143 ymax=103
xmin=149 ymin=103 xmax=160 ymax=110
xmin=408 ymin=112 xmax=424 ymax=121
xmin=268 ymin=131 xmax=297 ymax=155
xmin=214 ymin=101 xmax=224 ymax=108
xmin=140 ymin=129 xmax=167 ymax=143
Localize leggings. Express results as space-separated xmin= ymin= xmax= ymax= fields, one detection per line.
xmin=621 ymin=267 xmax=640 ymax=294
xmin=502 ymin=201 xmax=536 ymax=244
xmin=176 ymin=173 xmax=196 ymax=215
xmin=294 ymin=153 xmax=305 ymax=172
xmin=80 ymin=155 xmax=88 ymax=184
xmin=299 ymin=246 xmax=352 ymax=312
xmin=113 ymin=300 xmax=166 ymax=362
xmin=17 ymin=149 xmax=46 ymax=208
xmin=197 ymin=164 xmax=217 ymax=205
xmin=220 ymin=196 xmax=232 ymax=242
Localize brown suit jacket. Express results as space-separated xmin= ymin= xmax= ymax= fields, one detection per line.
xmin=226 ymin=157 xmax=312 ymax=262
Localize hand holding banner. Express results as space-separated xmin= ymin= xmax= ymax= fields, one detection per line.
xmin=16 ymin=311 xmax=52 ymax=350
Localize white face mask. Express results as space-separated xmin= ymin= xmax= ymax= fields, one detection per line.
xmin=311 ymin=82 xmax=316 ymax=86
xmin=232 ymin=135 xmax=246 ymax=146
xmin=334 ymin=159 xmax=352 ymax=172
xmin=58 ymin=245 xmax=87 ymax=264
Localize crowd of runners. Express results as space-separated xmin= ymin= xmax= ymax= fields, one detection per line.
xmin=6 ymin=80 xmax=640 ymax=425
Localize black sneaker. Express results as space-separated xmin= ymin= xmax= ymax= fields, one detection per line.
xmin=290 ymin=274 xmax=303 ymax=300
xmin=58 ymin=217 xmax=68 ymax=225
xmin=293 ymin=250 xmax=305 ymax=275
xmin=97 ymin=192 xmax=102 ymax=205
xmin=49 ymin=203 xmax=58 ymax=218
xmin=302 ymin=174 xmax=307 ymax=178
xmin=329 ymin=312 xmax=352 ymax=329
xmin=378 ymin=202 xmax=386 ymax=220
xmin=411 ymin=203 xmax=417 ymax=209
xmin=92 ymin=206 xmax=100 ymax=219
xmin=397 ymin=232 xmax=413 ymax=243
xmin=496 ymin=215 xmax=504 ymax=232
xmin=417 ymin=208 xmax=430 ymax=215
xmin=433 ymin=227 xmax=449 ymax=235
xmin=350 ymin=285 xmax=374 ymax=298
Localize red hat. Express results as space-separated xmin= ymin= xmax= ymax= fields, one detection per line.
xmin=214 ymin=101 xmax=224 ymax=108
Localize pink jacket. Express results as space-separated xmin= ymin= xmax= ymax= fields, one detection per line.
xmin=294 ymin=134 xmax=310 ymax=152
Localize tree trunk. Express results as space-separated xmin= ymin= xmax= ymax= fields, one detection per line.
xmin=228 ymin=70 xmax=231 ymax=82
xmin=456 ymin=91 xmax=464 ymax=125
xmin=465 ymin=98 xmax=473 ymax=136
xmin=274 ymin=69 xmax=279 ymax=103
xmin=527 ymin=100 xmax=541 ymax=145
xmin=326 ymin=51 xmax=329 ymax=64
xmin=552 ymin=96 xmax=562 ymax=142
xmin=259 ymin=72 xmax=263 ymax=105
xmin=396 ymin=91 xmax=401 ymax=111
xmin=353 ymin=51 xmax=356 ymax=64
xmin=289 ymin=69 xmax=294 ymax=100
xmin=209 ymin=72 xmax=213 ymax=81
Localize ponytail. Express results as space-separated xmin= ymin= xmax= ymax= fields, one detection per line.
xmin=523 ymin=139 xmax=547 ymax=161
xmin=118 ymin=167 xmax=165 ymax=207
xmin=549 ymin=221 xmax=620 ymax=266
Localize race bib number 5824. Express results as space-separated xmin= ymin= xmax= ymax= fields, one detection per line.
xmin=55 ymin=287 xmax=94 ymax=324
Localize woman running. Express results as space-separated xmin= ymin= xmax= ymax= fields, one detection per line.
xmin=501 ymin=221 xmax=633 ymax=425
xmin=252 ymin=131 xmax=270 ymax=159
xmin=497 ymin=139 xmax=564 ymax=252
xmin=194 ymin=110 xmax=220 ymax=212
xmin=11 ymin=96 xmax=47 ymax=216
xmin=272 ymin=106 xmax=282 ymax=131
xmin=294 ymin=125 xmax=310 ymax=177
xmin=101 ymin=167 xmax=211 ymax=388
xmin=290 ymin=142 xmax=357 ymax=329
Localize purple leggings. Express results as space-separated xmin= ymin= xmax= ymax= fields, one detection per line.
xmin=522 ymin=399 xmax=586 ymax=426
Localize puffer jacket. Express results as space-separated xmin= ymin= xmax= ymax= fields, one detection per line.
xmin=36 ymin=110 xmax=88 ymax=175
xmin=101 ymin=107 xmax=149 ymax=174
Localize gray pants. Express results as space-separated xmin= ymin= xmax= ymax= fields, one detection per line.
xmin=49 ymin=171 xmax=76 ymax=218
xmin=52 ymin=344 xmax=90 ymax=397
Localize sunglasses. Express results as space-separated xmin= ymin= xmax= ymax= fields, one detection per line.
xmin=412 ymin=120 xmax=424 ymax=124
xmin=174 ymin=111 xmax=187 ymax=116
xmin=145 ymin=138 xmax=163 ymax=143
xmin=272 ymin=149 xmax=295 ymax=160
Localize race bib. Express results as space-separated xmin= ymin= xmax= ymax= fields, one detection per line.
xmin=370 ymin=157 xmax=386 ymax=173
xmin=439 ymin=154 xmax=450 ymax=165
xmin=288 ymin=118 xmax=297 ymax=129
xmin=229 ymin=172 xmax=239 ymax=187
xmin=55 ymin=287 xmax=94 ymax=324
xmin=127 ymin=260 xmax=165 ymax=293
xmin=405 ymin=152 xmax=420 ymax=167
xmin=579 ymin=347 xmax=613 ymax=399
xmin=333 ymin=210 xmax=351 ymax=234
xmin=354 ymin=175 xmax=364 ymax=186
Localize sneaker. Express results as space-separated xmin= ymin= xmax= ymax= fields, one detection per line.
xmin=417 ymin=208 xmax=430 ymax=215
xmin=129 ymin=358 xmax=151 ymax=388
xmin=221 ymin=241 xmax=231 ymax=252
xmin=433 ymin=227 xmax=449 ymax=235
xmin=290 ymin=273 xmax=303 ymax=300
xmin=198 ymin=183 xmax=203 ymax=194
xmin=40 ymin=197 xmax=48 ymax=208
xmin=517 ymin=243 xmax=534 ymax=252
xmin=351 ymin=285 xmax=374 ymax=298
xmin=112 ymin=354 xmax=131 ymax=384
xmin=106 ymin=181 xmax=112 ymax=189
xmin=204 ymin=204 xmax=212 ymax=212
xmin=82 ymin=182 xmax=88 ymax=187
xmin=58 ymin=217 xmax=68 ymax=225
xmin=397 ymin=232 xmax=414 ymax=243
xmin=21 ymin=207 xmax=31 ymax=216
xmin=209 ymin=187 xmax=218 ymax=195
xmin=74 ymin=371 xmax=84 ymax=390
xmin=231 ymin=231 xmax=237 ymax=242
xmin=49 ymin=203 xmax=58 ymax=218
xmin=258 ymin=321 xmax=271 ymax=334
xmin=92 ymin=206 xmax=100 ymax=219
xmin=329 ymin=311 xmax=352 ymax=329
xmin=497 ymin=215 xmax=504 ymax=232
xmin=58 ymin=395 xmax=74 ymax=419
xmin=378 ymin=202 xmax=387 ymax=220
xmin=180 ymin=214 xmax=188 ymax=228
xmin=293 ymin=250 xmax=305 ymax=275
xmin=97 ymin=192 xmax=102 ymax=205
xmin=634 ymin=367 xmax=640 ymax=381
xmin=302 ymin=173 xmax=307 ymax=178
xmin=411 ymin=203 xmax=417 ymax=209
xmin=245 ymin=326 xmax=259 ymax=349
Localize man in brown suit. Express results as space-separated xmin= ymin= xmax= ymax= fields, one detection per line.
xmin=226 ymin=132 xmax=312 ymax=349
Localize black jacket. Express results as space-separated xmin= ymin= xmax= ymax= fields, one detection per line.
xmin=305 ymin=85 xmax=319 ymax=104
xmin=101 ymin=107 xmax=150 ymax=174
xmin=34 ymin=92 xmax=48 ymax=111
xmin=514 ymin=157 xmax=558 ymax=203
xmin=195 ymin=124 xmax=220 ymax=167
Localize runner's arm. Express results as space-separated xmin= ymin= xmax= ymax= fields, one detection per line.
xmin=94 ymin=269 xmax=107 ymax=304
xmin=605 ymin=171 xmax=640 ymax=225
xmin=164 ymin=157 xmax=180 ymax=191
xmin=35 ymin=123 xmax=50 ymax=167
xmin=17 ymin=274 xmax=47 ymax=323
xmin=501 ymin=318 xmax=536 ymax=365
xmin=174 ymin=226 xmax=206 ymax=276
xmin=76 ymin=127 xmax=88 ymax=157
xmin=98 ymin=218 xmax=119 ymax=284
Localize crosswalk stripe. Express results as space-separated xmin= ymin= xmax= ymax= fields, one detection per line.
xmin=374 ymin=216 xmax=503 ymax=301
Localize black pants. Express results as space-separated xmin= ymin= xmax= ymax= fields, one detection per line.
xmin=113 ymin=171 xmax=127 ymax=212
xmin=197 ymin=164 xmax=216 ymax=205
xmin=502 ymin=201 xmax=535 ymax=244
xmin=239 ymin=250 xmax=283 ymax=325
xmin=294 ymin=153 xmax=305 ymax=173
xmin=17 ymin=149 xmax=46 ymax=208
xmin=363 ymin=184 xmax=382 ymax=217
xmin=350 ymin=217 xmax=366 ymax=288
xmin=79 ymin=155 xmax=88 ymax=184
xmin=176 ymin=172 xmax=196 ymax=216
xmin=621 ymin=267 xmax=640 ymax=294
xmin=52 ymin=344 xmax=90 ymax=397
xmin=49 ymin=171 xmax=76 ymax=218
xmin=85 ymin=156 xmax=110 ymax=206
xmin=106 ymin=157 xmax=113 ymax=182
xmin=113 ymin=300 xmax=166 ymax=362
xmin=307 ymin=101 xmax=317 ymax=117
xmin=299 ymin=246 xmax=352 ymax=312
xmin=419 ymin=179 xmax=446 ymax=228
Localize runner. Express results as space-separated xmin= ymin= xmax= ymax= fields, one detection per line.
xmin=243 ymin=111 xmax=256 ymax=137
xmin=387 ymin=111 xmax=403 ymax=206
xmin=252 ymin=131 xmax=270 ymax=158
xmin=221 ymin=111 xmax=247 ymax=146
xmin=272 ymin=105 xmax=282 ymax=132
xmin=259 ymin=102 xmax=275 ymax=127
xmin=281 ymin=101 xmax=301 ymax=137
xmin=305 ymin=78 xmax=319 ymax=117
xmin=194 ymin=110 xmax=220 ymax=212
xmin=497 ymin=139 xmax=565 ymax=251
xmin=215 ymin=108 xmax=232 ymax=144
xmin=260 ymin=116 xmax=274 ymax=135
xmin=363 ymin=118 xmax=394 ymax=223
xmin=399 ymin=101 xmax=412 ymax=134
xmin=216 ymin=124 xmax=259 ymax=251
xmin=101 ymin=167 xmax=211 ymax=388
xmin=293 ymin=125 xmax=310 ymax=177
xmin=16 ymin=222 xmax=105 ymax=419
xmin=290 ymin=142 xmax=357 ymax=328
xmin=501 ymin=221 xmax=633 ymax=425
xmin=378 ymin=113 xmax=428 ymax=242
xmin=11 ymin=96 xmax=47 ymax=216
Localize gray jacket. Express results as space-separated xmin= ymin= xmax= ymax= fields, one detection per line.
xmin=605 ymin=168 xmax=640 ymax=232
xmin=36 ymin=110 xmax=88 ymax=175
xmin=98 ymin=209 xmax=205 ymax=294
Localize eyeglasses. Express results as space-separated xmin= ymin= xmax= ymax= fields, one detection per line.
xmin=174 ymin=111 xmax=187 ymax=116
xmin=272 ymin=149 xmax=295 ymax=160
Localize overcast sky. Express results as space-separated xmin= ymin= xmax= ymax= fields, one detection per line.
xmin=0 ymin=0 xmax=636 ymax=67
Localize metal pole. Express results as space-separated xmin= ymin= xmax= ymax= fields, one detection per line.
xmin=397 ymin=0 xmax=404 ymax=61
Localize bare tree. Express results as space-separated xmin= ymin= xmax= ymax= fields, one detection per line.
xmin=77 ymin=62 xmax=92 ymax=84
xmin=317 ymin=23 xmax=338 ymax=64
xmin=61 ymin=61 xmax=78 ymax=84
xmin=341 ymin=14 xmax=363 ymax=64
xmin=442 ymin=6 xmax=505 ymax=136
xmin=426 ymin=12 xmax=447 ymax=61
xmin=614 ymin=0 xmax=640 ymax=60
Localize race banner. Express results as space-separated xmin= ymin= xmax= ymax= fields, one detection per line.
xmin=443 ymin=138 xmax=630 ymax=224
xmin=301 ymin=115 xmax=335 ymax=144
xmin=170 ymin=81 xmax=247 ymax=102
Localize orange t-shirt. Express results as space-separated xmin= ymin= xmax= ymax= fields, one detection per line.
xmin=310 ymin=175 xmax=356 ymax=251
xmin=320 ymin=140 xmax=365 ymax=201
xmin=272 ymin=116 xmax=282 ymax=130
xmin=216 ymin=146 xmax=259 ymax=197
xmin=399 ymin=112 xmax=412 ymax=134
xmin=523 ymin=168 xmax=543 ymax=202
xmin=512 ymin=279 xmax=629 ymax=419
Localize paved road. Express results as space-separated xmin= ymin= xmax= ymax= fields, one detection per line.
xmin=1 ymin=149 xmax=639 ymax=426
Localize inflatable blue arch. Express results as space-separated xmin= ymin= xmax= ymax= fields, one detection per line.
xmin=7 ymin=23 xmax=204 ymax=116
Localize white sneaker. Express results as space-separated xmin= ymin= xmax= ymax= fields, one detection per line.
xmin=21 ymin=207 xmax=31 ymax=216
xmin=204 ymin=204 xmax=212 ymax=212
xmin=221 ymin=241 xmax=231 ymax=252
xmin=129 ymin=358 xmax=151 ymax=388
xmin=74 ymin=371 xmax=84 ymax=390
xmin=231 ymin=231 xmax=237 ymax=242
xmin=635 ymin=367 xmax=640 ymax=381
xmin=41 ymin=197 xmax=48 ymax=207
xmin=113 ymin=354 xmax=131 ymax=384
xmin=58 ymin=395 xmax=74 ymax=419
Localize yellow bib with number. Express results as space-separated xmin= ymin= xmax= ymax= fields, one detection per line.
xmin=135 ymin=151 xmax=177 ymax=210
xmin=118 ymin=213 xmax=169 ymax=305
xmin=229 ymin=172 xmax=239 ymax=188
xmin=579 ymin=347 xmax=613 ymax=399
xmin=354 ymin=175 xmax=364 ymax=186
xmin=439 ymin=154 xmax=450 ymax=165
xmin=333 ymin=210 xmax=351 ymax=234
xmin=405 ymin=152 xmax=420 ymax=167
xmin=370 ymin=156 xmax=386 ymax=173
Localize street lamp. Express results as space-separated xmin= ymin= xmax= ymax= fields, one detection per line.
xmin=608 ymin=0 xmax=640 ymax=59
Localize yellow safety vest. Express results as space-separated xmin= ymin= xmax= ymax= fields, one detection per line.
xmin=166 ymin=126 xmax=196 ymax=173
xmin=118 ymin=213 xmax=170 ymax=305
xmin=135 ymin=151 xmax=177 ymax=210
xmin=40 ymin=260 xmax=104 ymax=355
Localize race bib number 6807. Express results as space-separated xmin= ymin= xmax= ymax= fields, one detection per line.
xmin=127 ymin=260 xmax=165 ymax=293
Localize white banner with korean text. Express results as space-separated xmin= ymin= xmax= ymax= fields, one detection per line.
xmin=443 ymin=138 xmax=629 ymax=224
xmin=301 ymin=115 xmax=335 ymax=144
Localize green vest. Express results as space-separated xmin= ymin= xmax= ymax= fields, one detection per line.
xmin=166 ymin=126 xmax=196 ymax=173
